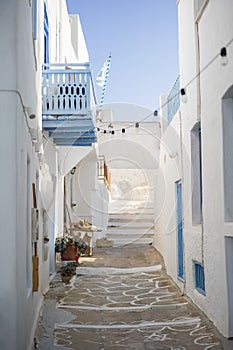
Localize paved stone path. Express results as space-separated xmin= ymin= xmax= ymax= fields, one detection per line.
xmin=38 ymin=245 xmax=226 ymax=350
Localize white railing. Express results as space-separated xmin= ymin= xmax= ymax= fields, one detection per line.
xmin=42 ymin=63 xmax=96 ymax=116
xmin=167 ymin=75 xmax=180 ymax=124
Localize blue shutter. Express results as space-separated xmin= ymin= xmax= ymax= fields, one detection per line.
xmin=194 ymin=262 xmax=206 ymax=295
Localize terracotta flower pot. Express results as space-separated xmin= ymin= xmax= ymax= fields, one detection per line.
xmin=61 ymin=244 xmax=79 ymax=261
xmin=61 ymin=275 xmax=72 ymax=284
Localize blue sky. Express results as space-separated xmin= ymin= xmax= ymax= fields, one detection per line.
xmin=66 ymin=0 xmax=179 ymax=115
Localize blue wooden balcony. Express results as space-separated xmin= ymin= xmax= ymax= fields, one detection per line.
xmin=42 ymin=63 xmax=97 ymax=146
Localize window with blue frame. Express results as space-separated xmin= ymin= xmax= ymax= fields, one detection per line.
xmin=194 ymin=261 xmax=206 ymax=295
xmin=44 ymin=3 xmax=49 ymax=64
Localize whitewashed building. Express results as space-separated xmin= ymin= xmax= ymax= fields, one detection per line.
xmin=155 ymin=0 xmax=233 ymax=338
xmin=0 ymin=1 xmax=107 ymax=349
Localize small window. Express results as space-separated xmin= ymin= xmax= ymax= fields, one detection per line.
xmin=194 ymin=262 xmax=206 ymax=295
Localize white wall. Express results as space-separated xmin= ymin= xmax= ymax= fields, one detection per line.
xmin=98 ymin=122 xmax=161 ymax=170
xmin=69 ymin=14 xmax=89 ymax=63
xmin=0 ymin=0 xmax=91 ymax=348
xmin=156 ymin=0 xmax=233 ymax=338
xmin=196 ymin=0 xmax=233 ymax=337
xmin=0 ymin=1 xmax=44 ymax=348
xmin=154 ymin=111 xmax=183 ymax=281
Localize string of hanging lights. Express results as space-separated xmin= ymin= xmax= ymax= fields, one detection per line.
xmin=97 ymin=37 xmax=233 ymax=135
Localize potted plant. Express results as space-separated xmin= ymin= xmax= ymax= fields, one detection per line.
xmin=55 ymin=235 xmax=87 ymax=261
xmin=60 ymin=262 xmax=76 ymax=283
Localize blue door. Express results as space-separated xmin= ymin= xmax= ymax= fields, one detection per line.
xmin=176 ymin=180 xmax=184 ymax=280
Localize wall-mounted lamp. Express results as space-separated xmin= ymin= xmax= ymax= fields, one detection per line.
xmin=70 ymin=167 xmax=76 ymax=175
xmin=180 ymin=88 xmax=188 ymax=103
xmin=220 ymin=47 xmax=228 ymax=66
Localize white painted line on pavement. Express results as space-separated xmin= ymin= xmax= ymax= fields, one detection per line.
xmin=55 ymin=317 xmax=201 ymax=330
xmin=57 ymin=302 xmax=188 ymax=311
xmin=76 ymin=265 xmax=162 ymax=275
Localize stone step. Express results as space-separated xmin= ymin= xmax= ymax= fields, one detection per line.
xmin=109 ymin=207 xmax=154 ymax=213
xmin=106 ymin=228 xmax=155 ymax=235
xmin=108 ymin=217 xmax=153 ymax=223
xmin=108 ymin=214 xmax=154 ymax=221
xmin=109 ymin=201 xmax=154 ymax=214
xmin=108 ymin=222 xmax=154 ymax=229
xmin=109 ymin=237 xmax=154 ymax=246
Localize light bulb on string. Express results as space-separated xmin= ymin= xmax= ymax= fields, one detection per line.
xmin=111 ymin=130 xmax=115 ymax=135
xmin=122 ymin=128 xmax=126 ymax=133
xmin=154 ymin=110 xmax=158 ymax=116
xmin=104 ymin=130 xmax=106 ymax=134
xmin=180 ymin=88 xmax=188 ymax=103
xmin=135 ymin=122 xmax=139 ymax=128
xmin=220 ymin=47 xmax=228 ymax=65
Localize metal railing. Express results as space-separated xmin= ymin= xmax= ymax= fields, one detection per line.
xmin=98 ymin=155 xmax=111 ymax=191
xmin=167 ymin=75 xmax=180 ymax=124
xmin=42 ymin=63 xmax=96 ymax=116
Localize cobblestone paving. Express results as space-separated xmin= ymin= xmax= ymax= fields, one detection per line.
xmin=38 ymin=246 xmax=226 ymax=350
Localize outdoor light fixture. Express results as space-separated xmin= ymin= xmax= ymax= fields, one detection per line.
xmin=180 ymin=88 xmax=188 ymax=103
xmin=220 ymin=47 xmax=228 ymax=65
xmin=135 ymin=122 xmax=139 ymax=128
xmin=70 ymin=167 xmax=76 ymax=175
xmin=122 ymin=128 xmax=126 ymax=133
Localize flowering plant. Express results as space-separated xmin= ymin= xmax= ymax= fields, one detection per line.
xmin=60 ymin=262 xmax=77 ymax=277
xmin=55 ymin=234 xmax=87 ymax=254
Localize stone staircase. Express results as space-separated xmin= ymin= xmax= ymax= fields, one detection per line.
xmin=106 ymin=200 xmax=155 ymax=246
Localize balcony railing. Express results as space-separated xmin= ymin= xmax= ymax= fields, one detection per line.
xmin=167 ymin=75 xmax=180 ymax=124
xmin=42 ymin=63 xmax=96 ymax=117
xmin=42 ymin=63 xmax=97 ymax=146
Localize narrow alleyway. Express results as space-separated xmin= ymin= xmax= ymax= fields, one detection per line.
xmin=38 ymin=198 xmax=226 ymax=350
